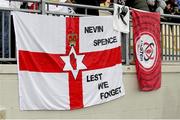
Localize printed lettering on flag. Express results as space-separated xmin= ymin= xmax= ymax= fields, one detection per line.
xmin=132 ymin=9 xmax=161 ymax=91
xmin=13 ymin=12 xmax=125 ymax=110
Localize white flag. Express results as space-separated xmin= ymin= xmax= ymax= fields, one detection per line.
xmin=113 ymin=4 xmax=129 ymax=33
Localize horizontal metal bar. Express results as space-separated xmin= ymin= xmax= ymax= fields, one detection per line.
xmin=6 ymin=0 xmax=41 ymax=2
xmin=161 ymin=22 xmax=180 ymax=25
xmin=45 ymin=1 xmax=114 ymax=11
xmin=161 ymin=14 xmax=180 ymax=19
xmin=0 ymin=58 xmax=17 ymax=61
xmin=0 ymin=7 xmax=41 ymax=13
xmin=45 ymin=11 xmax=91 ymax=17
xmin=1 ymin=2 xmax=180 ymax=20
xmin=0 ymin=0 xmax=180 ymax=64
xmin=162 ymin=54 xmax=180 ymax=57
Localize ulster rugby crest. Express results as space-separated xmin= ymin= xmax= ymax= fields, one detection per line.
xmin=136 ymin=33 xmax=157 ymax=70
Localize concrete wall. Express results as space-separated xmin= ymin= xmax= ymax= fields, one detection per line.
xmin=0 ymin=64 xmax=180 ymax=119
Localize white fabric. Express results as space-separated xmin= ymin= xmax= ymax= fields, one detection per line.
xmin=83 ymin=64 xmax=125 ymax=107
xmin=158 ymin=0 xmax=166 ymax=9
xmin=0 ymin=0 xmax=9 ymax=7
xmin=46 ymin=4 xmax=75 ymax=14
xmin=156 ymin=7 xmax=164 ymax=14
xmin=113 ymin=4 xmax=129 ymax=33
xmin=80 ymin=16 xmax=121 ymax=53
xmin=13 ymin=12 xmax=66 ymax=54
xmin=13 ymin=12 xmax=125 ymax=110
xmin=147 ymin=0 xmax=155 ymax=6
xmin=10 ymin=1 xmax=21 ymax=8
xmin=19 ymin=72 xmax=70 ymax=110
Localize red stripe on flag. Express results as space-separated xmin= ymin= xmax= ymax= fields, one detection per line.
xmin=68 ymin=71 xmax=83 ymax=109
xmin=19 ymin=50 xmax=65 ymax=72
xmin=19 ymin=47 xmax=122 ymax=72
xmin=66 ymin=17 xmax=79 ymax=54
xmin=83 ymin=47 xmax=122 ymax=70
xmin=66 ymin=17 xmax=83 ymax=110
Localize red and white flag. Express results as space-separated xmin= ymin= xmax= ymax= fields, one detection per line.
xmin=13 ymin=12 xmax=125 ymax=110
xmin=132 ymin=9 xmax=161 ymax=91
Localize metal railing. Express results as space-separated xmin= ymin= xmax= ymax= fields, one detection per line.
xmin=128 ymin=21 xmax=180 ymax=64
xmin=160 ymin=22 xmax=180 ymax=61
xmin=0 ymin=0 xmax=180 ymax=64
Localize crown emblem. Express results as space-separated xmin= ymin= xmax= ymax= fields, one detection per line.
xmin=67 ymin=32 xmax=78 ymax=47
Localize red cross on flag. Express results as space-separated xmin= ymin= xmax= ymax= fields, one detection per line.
xmin=13 ymin=12 xmax=125 ymax=110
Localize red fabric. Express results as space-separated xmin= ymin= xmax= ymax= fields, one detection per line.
xmin=19 ymin=47 xmax=121 ymax=72
xmin=29 ymin=3 xmax=38 ymax=10
xmin=132 ymin=9 xmax=161 ymax=91
xmin=66 ymin=17 xmax=83 ymax=109
xmin=70 ymin=53 xmax=77 ymax=70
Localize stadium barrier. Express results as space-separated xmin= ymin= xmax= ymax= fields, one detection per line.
xmin=0 ymin=0 xmax=180 ymax=64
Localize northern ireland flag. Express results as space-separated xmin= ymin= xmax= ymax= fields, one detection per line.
xmin=13 ymin=12 xmax=125 ymax=110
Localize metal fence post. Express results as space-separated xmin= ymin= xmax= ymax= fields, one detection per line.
xmin=2 ymin=11 xmax=5 ymax=58
xmin=41 ymin=0 xmax=46 ymax=15
xmin=125 ymin=33 xmax=130 ymax=65
xmin=121 ymin=32 xmax=130 ymax=65
xmin=85 ymin=8 xmax=88 ymax=15
xmin=8 ymin=11 xmax=11 ymax=58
